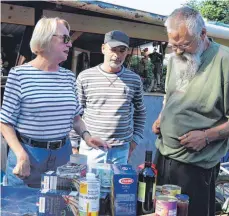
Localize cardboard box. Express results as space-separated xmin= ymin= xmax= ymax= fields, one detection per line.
xmin=41 ymin=171 xmax=74 ymax=191
xmin=37 ymin=189 xmax=78 ymax=216
xmin=111 ymin=165 xmax=138 ymax=216
xmin=41 ymin=163 xmax=87 ymax=191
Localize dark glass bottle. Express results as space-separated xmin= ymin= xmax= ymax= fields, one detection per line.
xmin=137 ymin=151 xmax=157 ymax=215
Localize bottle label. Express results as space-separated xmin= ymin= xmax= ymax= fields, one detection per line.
xmin=79 ymin=181 xmax=100 ymax=215
xmin=138 ymin=181 xmax=146 ymax=202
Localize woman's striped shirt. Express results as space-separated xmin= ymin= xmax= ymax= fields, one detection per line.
xmin=0 ymin=64 xmax=82 ymax=140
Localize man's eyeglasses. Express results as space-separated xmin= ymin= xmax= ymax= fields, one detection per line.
xmin=53 ymin=34 xmax=71 ymax=44
xmin=168 ymin=38 xmax=196 ymax=50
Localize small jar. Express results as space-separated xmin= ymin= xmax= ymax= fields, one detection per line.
xmin=153 ymin=185 xmax=162 ymax=209
xmin=162 ymin=184 xmax=181 ymax=196
xmin=175 ymin=194 xmax=189 ymax=216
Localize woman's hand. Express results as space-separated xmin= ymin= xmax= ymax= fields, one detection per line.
xmin=0 ymin=123 xmax=31 ymax=179
xmin=73 ymin=116 xmax=111 ymax=150
xmin=84 ymin=133 xmax=111 ymax=150
xmin=13 ymin=151 xmax=31 ymax=179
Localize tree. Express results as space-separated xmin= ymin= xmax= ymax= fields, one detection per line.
xmin=185 ymin=0 xmax=200 ymax=10
xmin=185 ymin=0 xmax=229 ymax=24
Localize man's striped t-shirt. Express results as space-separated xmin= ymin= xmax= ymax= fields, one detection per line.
xmin=77 ymin=65 xmax=146 ymax=146
xmin=0 ymin=64 xmax=82 ymax=140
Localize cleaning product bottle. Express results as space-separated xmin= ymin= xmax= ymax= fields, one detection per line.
xmin=79 ymin=172 xmax=100 ymax=216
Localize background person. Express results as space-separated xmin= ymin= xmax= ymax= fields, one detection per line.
xmin=148 ymin=47 xmax=162 ymax=90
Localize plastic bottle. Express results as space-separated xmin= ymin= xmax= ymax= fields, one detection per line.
xmin=79 ymin=172 xmax=100 ymax=216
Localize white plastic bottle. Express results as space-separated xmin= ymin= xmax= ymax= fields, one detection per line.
xmin=79 ymin=172 xmax=100 ymax=216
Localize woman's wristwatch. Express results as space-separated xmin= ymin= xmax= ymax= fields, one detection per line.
xmin=81 ymin=130 xmax=91 ymax=140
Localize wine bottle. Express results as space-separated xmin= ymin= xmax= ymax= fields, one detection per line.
xmin=137 ymin=151 xmax=157 ymax=215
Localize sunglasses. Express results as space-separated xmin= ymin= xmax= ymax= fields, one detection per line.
xmin=53 ymin=34 xmax=71 ymax=44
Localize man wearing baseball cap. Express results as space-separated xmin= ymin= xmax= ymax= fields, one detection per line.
xmin=76 ymin=30 xmax=146 ymax=164
xmin=104 ymin=30 xmax=129 ymax=48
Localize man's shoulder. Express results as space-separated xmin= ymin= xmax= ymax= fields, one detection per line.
xmin=217 ymin=44 xmax=229 ymax=77
xmin=218 ymin=43 xmax=229 ymax=58
xmin=77 ymin=66 xmax=99 ymax=79
xmin=81 ymin=66 xmax=98 ymax=73
xmin=124 ymin=67 xmax=141 ymax=80
xmin=210 ymin=42 xmax=229 ymax=66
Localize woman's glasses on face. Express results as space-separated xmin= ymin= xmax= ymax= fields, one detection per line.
xmin=53 ymin=34 xmax=71 ymax=44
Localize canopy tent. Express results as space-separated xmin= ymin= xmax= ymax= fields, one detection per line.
xmin=50 ymin=0 xmax=229 ymax=47
xmin=2 ymin=1 xmax=229 ymax=46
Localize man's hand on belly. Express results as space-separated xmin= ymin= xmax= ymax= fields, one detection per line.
xmin=152 ymin=118 xmax=161 ymax=135
xmin=178 ymin=130 xmax=207 ymax=151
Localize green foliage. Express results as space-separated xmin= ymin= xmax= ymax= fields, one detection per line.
xmin=127 ymin=55 xmax=141 ymax=73
xmin=186 ymin=0 xmax=200 ymax=10
xmin=125 ymin=55 xmax=167 ymax=92
xmin=186 ymin=0 xmax=229 ymax=24
xmin=127 ymin=55 xmax=153 ymax=79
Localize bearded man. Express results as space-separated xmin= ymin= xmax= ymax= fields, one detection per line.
xmin=152 ymin=7 xmax=229 ymax=216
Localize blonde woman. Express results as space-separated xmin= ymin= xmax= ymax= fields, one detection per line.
xmin=0 ymin=17 xmax=107 ymax=188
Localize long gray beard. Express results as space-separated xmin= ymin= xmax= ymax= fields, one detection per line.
xmin=172 ymin=43 xmax=203 ymax=91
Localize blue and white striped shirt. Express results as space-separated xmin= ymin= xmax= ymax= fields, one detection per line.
xmin=0 ymin=64 xmax=82 ymax=140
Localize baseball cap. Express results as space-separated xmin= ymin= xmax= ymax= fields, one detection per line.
xmin=104 ymin=30 xmax=129 ymax=48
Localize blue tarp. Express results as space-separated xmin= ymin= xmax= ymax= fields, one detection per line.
xmin=1 ymin=186 xmax=38 ymax=216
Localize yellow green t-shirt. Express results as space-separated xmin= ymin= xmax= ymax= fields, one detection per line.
xmin=156 ymin=41 xmax=229 ymax=169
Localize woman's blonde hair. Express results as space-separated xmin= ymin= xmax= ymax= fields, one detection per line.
xmin=30 ymin=17 xmax=70 ymax=54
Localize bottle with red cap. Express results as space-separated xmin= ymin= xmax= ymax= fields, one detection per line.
xmin=137 ymin=151 xmax=157 ymax=215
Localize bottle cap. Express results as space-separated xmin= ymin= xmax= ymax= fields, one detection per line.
xmin=145 ymin=151 xmax=152 ymax=162
xmin=175 ymin=194 xmax=189 ymax=202
xmin=86 ymin=172 xmax=96 ymax=180
xmin=70 ymin=154 xmax=87 ymax=165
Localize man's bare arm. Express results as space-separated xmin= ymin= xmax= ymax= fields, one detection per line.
xmin=206 ymin=121 xmax=229 ymax=142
